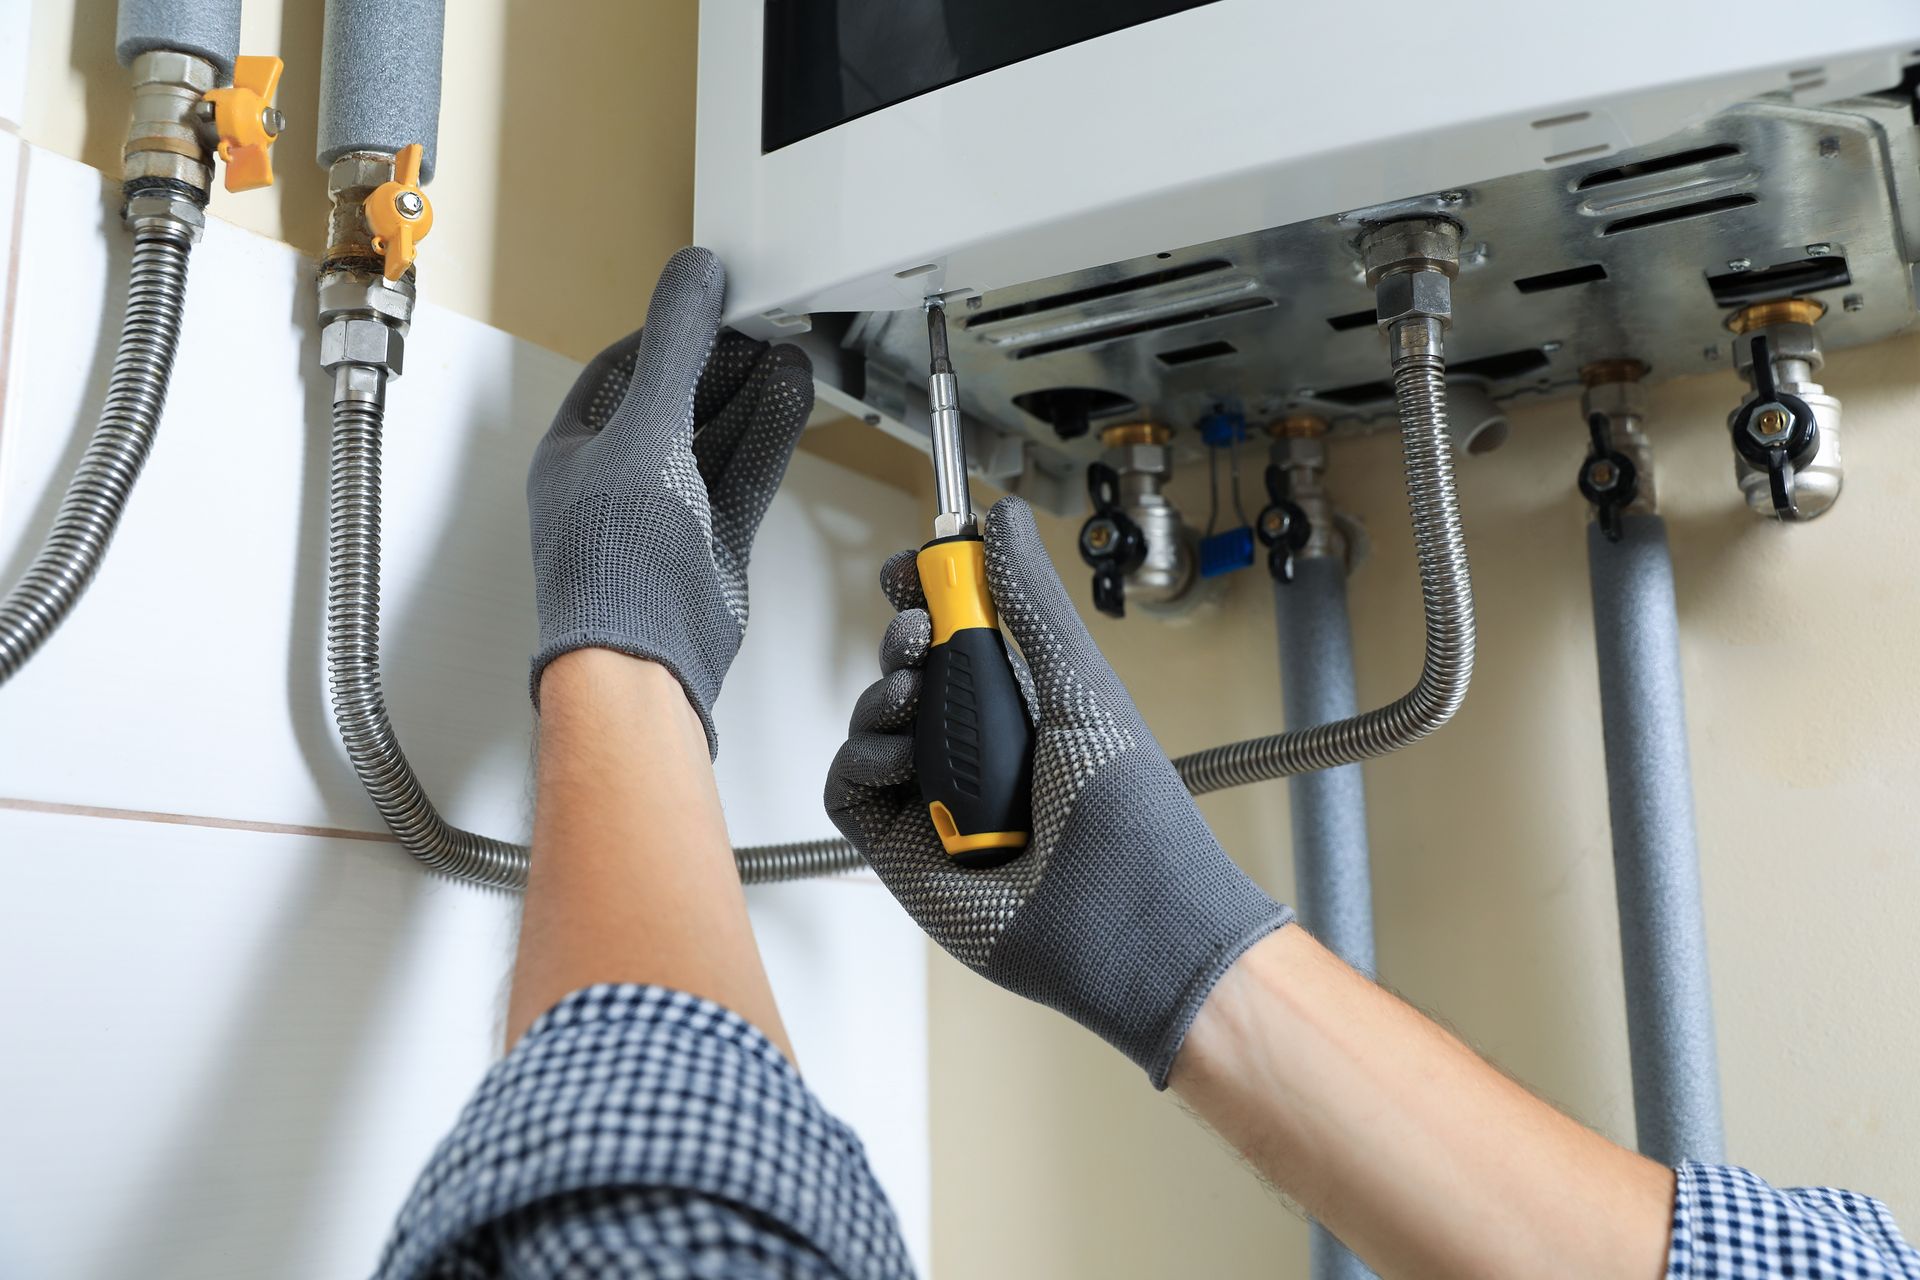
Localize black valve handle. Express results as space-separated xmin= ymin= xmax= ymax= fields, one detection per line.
xmin=1078 ymin=462 xmax=1147 ymax=618
xmin=1255 ymin=464 xmax=1312 ymax=583
xmin=1729 ymin=334 xmax=1819 ymax=520
xmin=1579 ymin=411 xmax=1640 ymax=543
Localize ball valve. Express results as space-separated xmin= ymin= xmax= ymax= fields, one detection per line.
xmin=1077 ymin=423 xmax=1196 ymax=618
xmin=1725 ymin=299 xmax=1842 ymax=521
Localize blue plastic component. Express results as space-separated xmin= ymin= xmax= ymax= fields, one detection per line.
xmin=1198 ymin=527 xmax=1256 ymax=578
xmin=1197 ymin=409 xmax=1247 ymax=449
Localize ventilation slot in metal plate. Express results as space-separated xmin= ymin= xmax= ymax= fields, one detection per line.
xmin=1576 ymin=143 xmax=1743 ymax=189
xmin=1156 ymin=339 xmax=1237 ymax=367
xmin=1513 ymin=263 xmax=1608 ymax=293
xmin=1013 ymin=297 xmax=1274 ymax=360
xmin=1326 ymin=308 xmax=1379 ymax=332
xmin=1707 ymin=255 xmax=1851 ymax=307
xmin=1602 ymin=194 xmax=1757 ymax=236
xmin=1314 ymin=347 xmax=1553 ymax=405
xmin=967 ymin=259 xmax=1235 ymax=327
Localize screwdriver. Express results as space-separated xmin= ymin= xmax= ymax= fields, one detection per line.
xmin=914 ymin=300 xmax=1034 ymax=868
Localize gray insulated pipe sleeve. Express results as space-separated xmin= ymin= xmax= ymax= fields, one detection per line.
xmin=1277 ymin=557 xmax=1378 ymax=978
xmin=318 ymin=0 xmax=446 ymax=180
xmin=117 ymin=0 xmax=241 ymax=80
xmin=1588 ymin=516 xmax=1725 ymax=1165
xmin=325 ymin=386 xmax=866 ymax=889
xmin=1277 ymin=557 xmax=1380 ymax=1280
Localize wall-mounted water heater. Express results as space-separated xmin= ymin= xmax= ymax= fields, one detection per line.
xmin=696 ymin=0 xmax=1920 ymax=520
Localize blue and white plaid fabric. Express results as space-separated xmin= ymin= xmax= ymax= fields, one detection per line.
xmin=376 ymin=982 xmax=1918 ymax=1278
xmin=1669 ymin=1161 xmax=1920 ymax=1278
xmin=375 ymin=984 xmax=915 ymax=1279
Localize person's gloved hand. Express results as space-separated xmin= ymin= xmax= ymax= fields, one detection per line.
xmin=527 ymin=246 xmax=812 ymax=753
xmin=826 ymin=495 xmax=1293 ymax=1086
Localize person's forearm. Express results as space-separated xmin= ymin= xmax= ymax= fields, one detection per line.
xmin=506 ymin=649 xmax=791 ymax=1058
xmin=1170 ymin=927 xmax=1673 ymax=1280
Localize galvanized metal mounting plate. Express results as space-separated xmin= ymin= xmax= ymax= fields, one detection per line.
xmin=845 ymin=94 xmax=1920 ymax=489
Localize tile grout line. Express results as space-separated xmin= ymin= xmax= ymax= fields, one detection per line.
xmin=0 ymin=796 xmax=398 ymax=843
xmin=0 ymin=795 xmax=887 ymax=887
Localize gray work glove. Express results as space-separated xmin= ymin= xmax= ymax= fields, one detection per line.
xmin=826 ymin=496 xmax=1293 ymax=1087
xmin=526 ymin=246 xmax=812 ymax=753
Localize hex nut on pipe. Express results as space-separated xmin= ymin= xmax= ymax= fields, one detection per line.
xmin=1361 ymin=218 xmax=1463 ymax=282
xmin=317 ymin=271 xmax=416 ymax=329
xmin=320 ymin=317 xmax=405 ymax=375
xmin=122 ymin=193 xmax=205 ymax=239
xmin=1272 ymin=432 xmax=1329 ymax=472
xmin=1374 ymin=270 xmax=1454 ymax=328
xmin=1110 ymin=442 xmax=1172 ymax=479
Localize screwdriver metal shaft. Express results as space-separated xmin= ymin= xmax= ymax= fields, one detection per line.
xmin=926 ymin=301 xmax=973 ymax=539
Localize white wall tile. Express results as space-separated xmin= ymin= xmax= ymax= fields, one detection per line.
xmin=0 ymin=810 xmax=518 ymax=1279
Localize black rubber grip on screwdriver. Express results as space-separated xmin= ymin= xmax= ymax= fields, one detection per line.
xmin=914 ymin=533 xmax=1034 ymax=868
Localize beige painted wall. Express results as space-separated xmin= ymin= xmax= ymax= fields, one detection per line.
xmin=25 ymin=0 xmax=697 ymax=364
xmin=27 ymin=3 xmax=1920 ymax=1275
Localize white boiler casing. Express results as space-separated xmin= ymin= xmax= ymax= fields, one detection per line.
xmin=697 ymin=1 xmax=1918 ymax=336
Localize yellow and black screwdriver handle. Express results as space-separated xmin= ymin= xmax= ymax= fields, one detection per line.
xmin=914 ymin=533 xmax=1035 ymax=868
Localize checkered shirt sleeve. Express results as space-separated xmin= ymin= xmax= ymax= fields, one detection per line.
xmin=374 ymin=984 xmax=916 ymax=1279
xmin=1670 ymin=1162 xmax=1919 ymax=1279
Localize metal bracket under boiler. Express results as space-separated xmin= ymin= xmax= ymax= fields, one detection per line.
xmin=831 ymin=93 xmax=1920 ymax=499
xmin=780 ymin=313 xmax=1077 ymax=514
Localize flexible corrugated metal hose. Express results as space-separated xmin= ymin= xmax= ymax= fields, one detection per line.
xmin=0 ymin=224 xmax=194 ymax=685
xmin=326 ymin=385 xmax=867 ymax=888
xmin=1172 ymin=324 xmax=1475 ymax=794
xmin=327 ymin=285 xmax=1470 ymax=888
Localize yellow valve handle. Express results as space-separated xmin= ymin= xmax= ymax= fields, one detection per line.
xmin=364 ymin=143 xmax=434 ymax=281
xmin=201 ymin=55 xmax=284 ymax=193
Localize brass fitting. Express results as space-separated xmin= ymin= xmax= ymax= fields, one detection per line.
xmin=1728 ymin=298 xmax=1826 ymax=334
xmin=1267 ymin=414 xmax=1329 ymax=439
xmin=324 ymin=152 xmax=401 ymax=274
xmin=1580 ymin=358 xmax=1649 ymax=387
xmin=1098 ymin=422 xmax=1173 ymax=448
xmin=123 ymin=50 xmax=218 ymax=200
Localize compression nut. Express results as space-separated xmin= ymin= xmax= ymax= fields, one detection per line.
xmin=1373 ymin=269 xmax=1453 ymax=328
xmin=320 ymin=316 xmax=406 ymax=375
xmin=121 ymin=193 xmax=205 ymax=239
xmin=317 ymin=269 xmax=416 ymax=329
xmin=1361 ymin=217 xmax=1463 ymax=283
